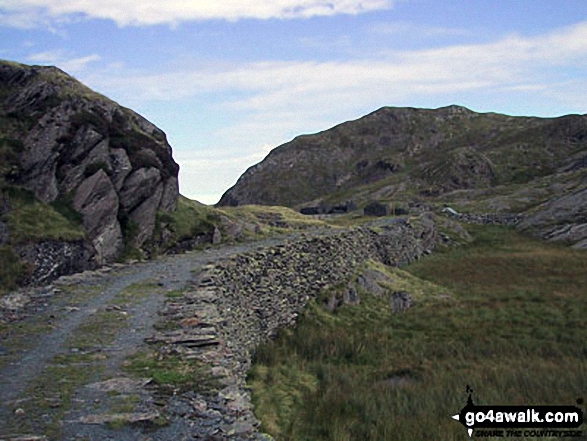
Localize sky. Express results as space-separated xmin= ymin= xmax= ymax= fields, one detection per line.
xmin=1 ymin=1 xmax=586 ymax=204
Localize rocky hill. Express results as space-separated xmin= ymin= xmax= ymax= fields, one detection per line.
xmin=0 ymin=60 xmax=179 ymax=287
xmin=218 ymin=105 xmax=587 ymax=247
xmin=218 ymin=105 xmax=587 ymax=207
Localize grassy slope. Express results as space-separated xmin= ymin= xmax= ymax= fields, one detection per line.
xmin=158 ymin=196 xmax=328 ymax=248
xmin=248 ymin=225 xmax=587 ymax=441
xmin=0 ymin=186 xmax=86 ymax=294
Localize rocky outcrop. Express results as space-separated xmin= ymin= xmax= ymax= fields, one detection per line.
xmin=72 ymin=169 xmax=123 ymax=262
xmin=518 ymin=186 xmax=587 ymax=248
xmin=0 ymin=60 xmax=180 ymax=274
xmin=447 ymin=211 xmax=524 ymax=226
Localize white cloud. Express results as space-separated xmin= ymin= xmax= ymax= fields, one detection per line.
xmin=0 ymin=9 xmax=42 ymax=29
xmin=369 ymin=21 xmax=470 ymax=37
xmin=175 ymin=144 xmax=275 ymax=204
xmin=89 ymin=21 xmax=587 ymax=103
xmin=0 ymin=0 xmax=394 ymax=27
xmin=76 ymin=21 xmax=587 ymax=202
xmin=27 ymin=49 xmax=101 ymax=73
xmin=84 ymin=21 xmax=587 ymax=124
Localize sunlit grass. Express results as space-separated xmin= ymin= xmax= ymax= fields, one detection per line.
xmin=248 ymin=225 xmax=587 ymax=440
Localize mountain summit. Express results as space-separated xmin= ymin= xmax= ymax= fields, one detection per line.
xmin=218 ymin=105 xmax=587 ymax=208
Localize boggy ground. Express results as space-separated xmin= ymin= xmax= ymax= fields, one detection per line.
xmin=0 ymin=232 xmax=317 ymax=441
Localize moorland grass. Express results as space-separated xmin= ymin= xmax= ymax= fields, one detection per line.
xmin=248 ymin=225 xmax=587 ymax=440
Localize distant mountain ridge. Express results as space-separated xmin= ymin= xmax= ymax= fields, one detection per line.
xmin=218 ymin=105 xmax=587 ymax=247
xmin=218 ymin=105 xmax=587 ymax=207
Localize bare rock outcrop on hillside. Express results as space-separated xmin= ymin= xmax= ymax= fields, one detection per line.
xmin=0 ymin=60 xmax=179 ymax=282
xmin=519 ymin=186 xmax=587 ymax=248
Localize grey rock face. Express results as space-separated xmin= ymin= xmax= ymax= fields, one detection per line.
xmin=128 ymin=183 xmax=164 ymax=247
xmin=0 ymin=61 xmax=180 ymax=268
xmin=73 ymin=170 xmax=123 ymax=263
xmin=518 ymin=187 xmax=587 ymax=247
xmin=119 ymin=168 xmax=162 ymax=213
xmin=357 ymin=268 xmax=391 ymax=296
xmin=212 ymin=227 xmax=223 ymax=245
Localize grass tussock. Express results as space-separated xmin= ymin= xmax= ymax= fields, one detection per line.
xmin=1 ymin=186 xmax=85 ymax=244
xmin=123 ymin=350 xmax=220 ymax=394
xmin=248 ymin=225 xmax=587 ymax=441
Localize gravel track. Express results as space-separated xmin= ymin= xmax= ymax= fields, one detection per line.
xmin=0 ymin=233 xmax=316 ymax=440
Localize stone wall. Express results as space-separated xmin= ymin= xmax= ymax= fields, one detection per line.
xmin=209 ymin=216 xmax=436 ymax=377
xmin=150 ymin=215 xmax=437 ymax=439
xmin=447 ymin=212 xmax=523 ymax=226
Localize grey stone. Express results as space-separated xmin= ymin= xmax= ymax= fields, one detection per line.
xmin=213 ymin=227 xmax=223 ymax=245
xmin=391 ymin=291 xmax=412 ymax=312
xmin=15 ymin=239 xmax=96 ymax=285
xmin=108 ymin=148 xmax=132 ymax=191
xmin=73 ymin=170 xmax=123 ymax=263
xmin=519 ymin=187 xmax=587 ymax=247
xmin=357 ymin=268 xmax=390 ymax=296
xmin=128 ymin=184 xmax=163 ymax=247
xmin=119 ymin=167 xmax=162 ymax=213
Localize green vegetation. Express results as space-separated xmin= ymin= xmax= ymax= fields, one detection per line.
xmin=8 ymin=306 xmax=129 ymax=438
xmin=0 ymin=136 xmax=23 ymax=176
xmin=12 ymin=353 xmax=101 ymax=439
xmin=112 ymin=280 xmax=164 ymax=306
xmin=156 ymin=197 xmax=328 ymax=251
xmin=0 ymin=245 xmax=30 ymax=295
xmin=0 ymin=284 xmax=102 ymax=366
xmin=1 ymin=278 xmax=165 ymax=437
xmin=222 ymin=204 xmax=327 ymax=232
xmin=158 ymin=195 xmax=219 ymax=243
xmin=68 ymin=310 xmax=128 ymax=351
xmin=248 ymin=225 xmax=587 ymax=440
xmin=123 ymin=349 xmax=220 ymax=393
xmin=1 ymin=186 xmax=86 ymax=244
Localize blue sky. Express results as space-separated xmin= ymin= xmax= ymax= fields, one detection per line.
xmin=1 ymin=1 xmax=586 ymax=204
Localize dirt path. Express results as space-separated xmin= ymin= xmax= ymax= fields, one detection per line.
xmin=0 ymin=233 xmax=313 ymax=441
